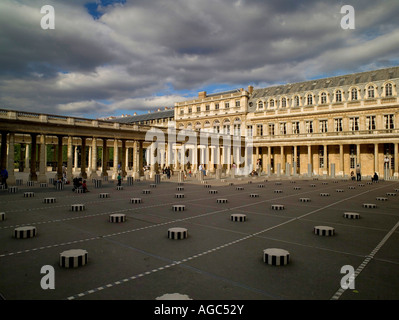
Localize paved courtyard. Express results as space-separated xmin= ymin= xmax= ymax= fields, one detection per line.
xmin=1 ymin=174 xmax=399 ymax=300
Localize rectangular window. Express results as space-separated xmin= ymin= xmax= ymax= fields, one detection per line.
xmin=234 ymin=124 xmax=241 ymax=136
xmin=215 ymin=103 xmax=219 ymax=110
xmin=319 ymin=146 xmax=324 ymax=168
xmin=366 ymin=116 xmax=376 ymax=130
xmin=180 ymin=109 xmax=184 ymax=115
xmin=305 ymin=121 xmax=313 ymax=133
xmin=384 ymin=114 xmax=394 ymax=129
xmin=279 ymin=122 xmax=287 ymax=135
xmin=205 ymin=105 xmax=210 ymax=111
xmin=246 ymin=125 xmax=253 ymax=137
xmin=268 ymin=123 xmax=275 ymax=136
xmin=349 ymin=117 xmax=359 ymax=131
xmin=320 ymin=120 xmax=328 ymax=133
xmin=256 ymin=124 xmax=263 ymax=136
xmin=188 ymin=107 xmax=192 ymax=114
xmin=334 ymin=118 xmax=343 ymax=132
xmin=235 ymin=100 xmax=240 ymax=107
xmin=225 ymin=102 xmax=230 ymax=109
xmin=196 ymin=106 xmax=201 ymax=112
xmin=292 ymin=121 xmax=300 ymax=134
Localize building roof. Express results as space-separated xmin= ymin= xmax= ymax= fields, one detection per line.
xmin=107 ymin=109 xmax=175 ymax=124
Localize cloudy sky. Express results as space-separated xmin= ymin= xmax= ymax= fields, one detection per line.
xmin=1 ymin=0 xmax=399 ymax=119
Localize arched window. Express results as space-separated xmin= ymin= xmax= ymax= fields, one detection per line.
xmin=204 ymin=120 xmax=211 ymax=132
xmin=386 ymin=83 xmax=393 ymax=96
xmin=213 ymin=120 xmax=220 ymax=133
xmin=307 ymin=94 xmax=313 ymax=105
xmin=234 ymin=117 xmax=241 ymax=135
xmin=186 ymin=123 xmax=192 ymax=130
xmin=351 ymin=88 xmax=358 ymax=100
xmin=335 ymin=90 xmax=342 ymax=102
xmin=258 ymin=101 xmax=263 ymax=109
xmin=223 ymin=119 xmax=231 ymax=135
xmin=269 ymin=99 xmax=275 ymax=108
xmin=281 ymin=97 xmax=287 ymax=108
xmin=195 ymin=122 xmax=201 ymax=131
xmin=294 ymin=96 xmax=300 ymax=107
xmin=321 ymin=92 xmax=327 ymax=104
xmin=368 ymin=85 xmax=375 ymax=98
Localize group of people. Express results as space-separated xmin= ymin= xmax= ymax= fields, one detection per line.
xmin=0 ymin=167 xmax=8 ymax=189
xmin=72 ymin=177 xmax=89 ymax=193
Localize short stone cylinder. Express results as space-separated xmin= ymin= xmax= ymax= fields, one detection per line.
xmin=204 ymin=184 xmax=211 ymax=188
xmin=0 ymin=212 xmax=5 ymax=221
xmin=343 ymin=212 xmax=360 ymax=219
xmin=75 ymin=189 xmax=84 ymax=193
xmin=320 ymin=193 xmax=330 ymax=196
xmin=142 ymin=190 xmax=151 ymax=194
xmin=376 ymin=197 xmax=388 ymax=201
xmin=172 ymin=205 xmax=185 ymax=211
xmin=176 ymin=187 xmax=184 ymax=191
xmin=149 ymin=184 xmax=157 ymax=188
xmin=294 ymin=187 xmax=301 ymax=190
xmin=274 ymin=190 xmax=283 ymax=193
xmin=27 ymin=181 xmax=34 ymax=187
xmin=8 ymin=186 xmax=18 ymax=193
xmin=130 ymin=198 xmax=142 ymax=204
xmin=116 ymin=186 xmax=123 ymax=190
xmin=258 ymin=184 xmax=265 ymax=188
xmin=217 ymin=199 xmax=228 ymax=203
xmin=168 ymin=227 xmax=188 ymax=240
xmin=231 ymin=214 xmax=246 ymax=222
xmin=175 ymin=194 xmax=184 ymax=198
xmin=99 ymin=193 xmax=109 ymax=198
xmin=310 ymin=184 xmax=316 ymax=187
xmin=209 ymin=190 xmax=218 ymax=194
xmin=43 ymin=197 xmax=56 ymax=204
xmin=71 ymin=204 xmax=85 ymax=211
xmin=336 ymin=189 xmax=344 ymax=193
xmin=40 ymin=183 xmax=48 ymax=188
xmin=271 ymin=204 xmax=285 ymax=210
xmin=263 ymin=248 xmax=290 ymax=266
xmin=314 ymin=226 xmax=335 ymax=236
xmin=236 ymin=187 xmax=244 ymax=190
xmin=109 ymin=214 xmax=126 ymax=223
xmin=250 ymin=194 xmax=259 ymax=198
xmin=363 ymin=203 xmax=376 ymax=208
xmin=299 ymin=198 xmax=311 ymax=202
xmin=24 ymin=192 xmax=35 ymax=197
xmin=14 ymin=226 xmax=37 ymax=239
xmin=59 ymin=249 xmax=88 ymax=268
xmin=386 ymin=193 xmax=397 ymax=196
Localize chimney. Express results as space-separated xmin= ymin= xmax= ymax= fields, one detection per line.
xmin=248 ymin=85 xmax=254 ymax=94
xmin=198 ymin=91 xmax=207 ymax=99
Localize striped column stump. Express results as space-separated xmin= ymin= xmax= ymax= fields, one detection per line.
xmin=27 ymin=181 xmax=34 ymax=187
xmin=217 ymin=199 xmax=228 ymax=203
xmin=0 ymin=184 xmax=6 ymax=190
xmin=55 ymin=183 xmax=64 ymax=190
xmin=94 ymin=180 xmax=102 ymax=188
xmin=103 ymin=176 xmax=109 ymax=181
xmin=386 ymin=193 xmax=397 ymax=196
xmin=236 ymin=187 xmax=244 ymax=191
xmin=314 ymin=226 xmax=335 ymax=236
xmin=59 ymin=249 xmax=88 ymax=268
xmin=395 ymin=189 xmax=399 ymax=192
xmin=258 ymin=184 xmax=265 ymax=188
xmin=250 ymin=193 xmax=259 ymax=198
xmin=263 ymin=248 xmax=290 ymax=266
xmin=176 ymin=187 xmax=184 ymax=191
xmin=271 ymin=204 xmax=285 ymax=210
xmin=109 ymin=213 xmax=126 ymax=223
xmin=290 ymin=181 xmax=296 ymax=184
xmin=43 ymin=197 xmax=56 ymax=204
xmin=49 ymin=178 xmax=55 ymax=185
xmin=130 ymin=198 xmax=142 ymax=204
xmin=231 ymin=213 xmax=246 ymax=222
xmin=24 ymin=192 xmax=35 ymax=197
xmin=116 ymin=186 xmax=123 ymax=190
xmin=322 ymin=182 xmax=328 ymax=185
xmin=149 ymin=184 xmax=157 ymax=188
xmin=127 ymin=177 xmax=133 ymax=186
xmin=333 ymin=180 xmax=339 ymax=183
xmin=71 ymin=204 xmax=85 ymax=211
xmin=275 ymin=182 xmax=282 ymax=185
xmin=175 ymin=194 xmax=185 ymax=198
xmin=154 ymin=174 xmax=161 ymax=184
xmin=376 ymin=197 xmax=388 ymax=201
xmin=0 ymin=212 xmax=5 ymax=221
xmin=349 ymin=186 xmax=356 ymax=189
xmin=8 ymin=186 xmax=18 ymax=193
xmin=99 ymin=193 xmax=109 ymax=198
xmin=336 ymin=189 xmax=344 ymax=193
xmin=229 ymin=182 xmax=234 ymax=186
xmin=16 ymin=179 xmax=23 ymax=186
xmin=172 ymin=205 xmax=185 ymax=211
xmin=204 ymin=184 xmax=211 ymax=188
xmin=274 ymin=190 xmax=283 ymax=193
xmin=75 ymin=188 xmax=84 ymax=193
xmin=178 ymin=182 xmax=184 ymax=186
xmin=367 ymin=182 xmax=373 ymax=185
xmin=358 ymin=184 xmax=365 ymax=187
xmin=299 ymin=198 xmax=311 ymax=202
xmin=40 ymin=183 xmax=48 ymax=188
xmin=310 ymin=184 xmax=316 ymax=187
xmin=363 ymin=203 xmax=376 ymax=208
xmin=168 ymin=227 xmax=188 ymax=240
xmin=294 ymin=187 xmax=301 ymax=190
xmin=142 ymin=190 xmax=151 ymax=194
xmin=344 ymin=212 xmax=360 ymax=219
xmin=209 ymin=190 xmax=218 ymax=194
xmin=201 ymin=180 xmax=208 ymax=184
xmin=14 ymin=226 xmax=37 ymax=239
xmin=320 ymin=193 xmax=330 ymax=197
xmin=135 ymin=179 xmax=141 ymax=182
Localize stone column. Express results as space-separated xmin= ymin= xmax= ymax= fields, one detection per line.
xmin=339 ymin=144 xmax=344 ymax=176
xmin=67 ymin=136 xmax=73 ymax=182
xmin=24 ymin=144 xmax=30 ymax=173
xmin=324 ymin=144 xmax=328 ymax=176
xmin=74 ymin=145 xmax=78 ymax=172
xmin=113 ymin=139 xmax=118 ymax=178
xmin=210 ymin=147 xmax=215 ymax=173
xmin=307 ymin=145 xmax=312 ymax=177
xmin=90 ymin=138 xmax=98 ymax=179
xmin=102 ymin=138 xmax=108 ymax=178
xmin=394 ymin=143 xmax=398 ymax=178
xmin=30 ymin=133 xmax=38 ymax=181
xmin=293 ymin=145 xmax=297 ymax=176
xmin=121 ymin=139 xmax=127 ymax=177
xmin=57 ymin=135 xmax=63 ymax=180
xmin=81 ymin=137 xmax=87 ymax=179
xmin=7 ymin=133 xmax=15 ymax=184
xmin=1 ymin=131 xmax=8 ymax=170
xmin=280 ymin=146 xmax=285 ymax=175
xmin=132 ymin=140 xmax=137 ymax=175
xmin=38 ymin=134 xmax=47 ymax=183
xmin=173 ymin=146 xmax=178 ymax=170
xmin=138 ymin=141 xmax=144 ymax=176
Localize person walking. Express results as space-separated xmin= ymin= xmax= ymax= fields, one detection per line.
xmin=356 ymin=164 xmax=361 ymax=181
xmin=0 ymin=167 xmax=8 ymax=189
xmin=117 ymin=173 xmax=122 ymax=186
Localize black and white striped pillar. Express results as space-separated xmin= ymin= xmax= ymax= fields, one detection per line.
xmin=24 ymin=192 xmax=35 ymax=197
xmin=168 ymin=227 xmax=188 ymax=240
xmin=314 ymin=226 xmax=335 ymax=236
xmin=127 ymin=176 xmax=133 ymax=186
xmin=43 ymin=197 xmax=56 ymax=204
xmin=263 ymin=248 xmax=290 ymax=266
xmin=59 ymin=249 xmax=88 ymax=268
xmin=231 ymin=214 xmax=246 ymax=222
xmin=271 ymin=204 xmax=285 ymax=210
xmin=154 ymin=174 xmax=161 ymax=185
xmin=343 ymin=212 xmax=360 ymax=219
xmin=109 ymin=214 xmax=126 ymax=223
xmin=175 ymin=194 xmax=185 ymax=198
xmin=94 ymin=180 xmax=102 ymax=188
xmin=0 ymin=212 xmax=5 ymax=221
xmin=71 ymin=204 xmax=85 ymax=211
xmin=14 ymin=226 xmax=37 ymax=239
xmin=99 ymin=193 xmax=109 ymax=198
xmin=130 ymin=198 xmax=142 ymax=204
xmin=8 ymin=186 xmax=18 ymax=193
xmin=172 ymin=205 xmax=185 ymax=211
xmin=217 ymin=199 xmax=228 ymax=203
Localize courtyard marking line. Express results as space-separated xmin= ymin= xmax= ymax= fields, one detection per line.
xmin=330 ymin=219 xmax=399 ymax=300
xmin=65 ymin=183 xmax=390 ymax=300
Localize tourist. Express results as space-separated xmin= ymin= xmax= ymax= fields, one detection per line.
xmin=82 ymin=180 xmax=89 ymax=192
xmin=356 ymin=164 xmax=361 ymax=181
xmin=350 ymin=171 xmax=355 ymax=181
xmin=372 ymin=172 xmax=379 ymax=182
xmin=117 ymin=173 xmax=122 ymax=186
xmin=0 ymin=167 xmax=8 ymax=189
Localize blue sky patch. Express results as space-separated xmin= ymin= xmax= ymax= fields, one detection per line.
xmin=85 ymin=0 xmax=126 ymax=19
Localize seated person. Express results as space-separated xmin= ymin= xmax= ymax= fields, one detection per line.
xmin=372 ymin=172 xmax=379 ymax=182
xmin=350 ymin=171 xmax=355 ymax=181
xmin=82 ymin=180 xmax=89 ymax=192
